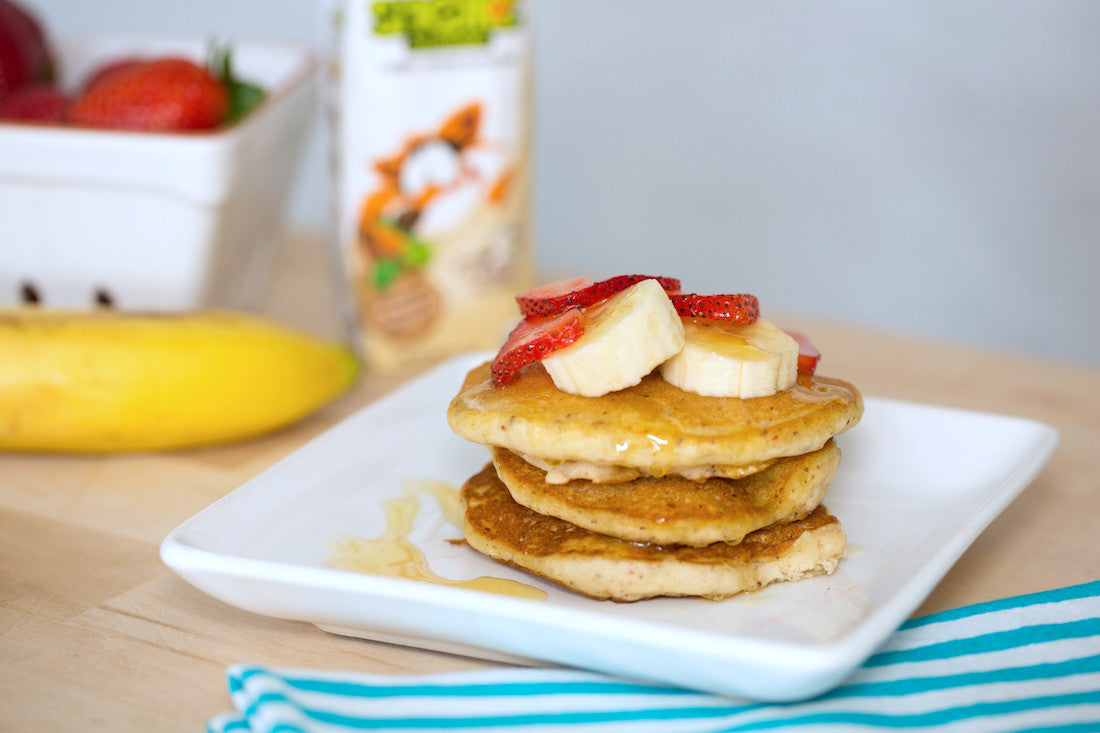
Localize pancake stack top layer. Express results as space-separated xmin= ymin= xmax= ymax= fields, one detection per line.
xmin=449 ymin=362 xmax=862 ymax=472
xmin=446 ymin=277 xmax=863 ymax=602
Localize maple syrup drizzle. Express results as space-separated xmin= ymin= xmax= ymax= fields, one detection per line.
xmin=328 ymin=479 xmax=547 ymax=601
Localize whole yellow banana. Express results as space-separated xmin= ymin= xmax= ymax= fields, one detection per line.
xmin=0 ymin=308 xmax=360 ymax=453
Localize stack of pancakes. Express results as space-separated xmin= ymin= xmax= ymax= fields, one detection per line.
xmin=447 ymin=361 xmax=863 ymax=602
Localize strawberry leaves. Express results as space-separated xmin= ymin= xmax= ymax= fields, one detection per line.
xmin=212 ymin=44 xmax=265 ymax=124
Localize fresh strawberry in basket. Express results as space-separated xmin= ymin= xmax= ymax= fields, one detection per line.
xmin=68 ymin=56 xmax=230 ymax=131
xmin=0 ymin=0 xmax=55 ymax=98
xmin=0 ymin=81 xmax=66 ymax=122
xmin=68 ymin=46 xmax=266 ymax=131
xmin=79 ymin=57 xmax=145 ymax=93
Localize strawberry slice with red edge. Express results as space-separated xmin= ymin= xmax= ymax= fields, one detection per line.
xmin=670 ymin=293 xmax=759 ymax=324
xmin=516 ymin=274 xmax=681 ymax=318
xmin=491 ymin=308 xmax=586 ymax=385
xmin=785 ymin=330 xmax=821 ymax=375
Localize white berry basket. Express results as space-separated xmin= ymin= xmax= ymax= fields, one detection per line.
xmin=0 ymin=33 xmax=316 ymax=310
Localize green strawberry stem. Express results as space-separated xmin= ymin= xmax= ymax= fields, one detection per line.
xmin=209 ymin=42 xmax=266 ymax=124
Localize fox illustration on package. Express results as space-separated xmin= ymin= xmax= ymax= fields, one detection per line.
xmin=331 ymin=0 xmax=532 ymax=369
xmin=354 ymin=102 xmax=520 ymax=340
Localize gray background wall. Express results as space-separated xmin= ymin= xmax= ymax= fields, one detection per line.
xmin=27 ymin=1 xmax=1100 ymax=365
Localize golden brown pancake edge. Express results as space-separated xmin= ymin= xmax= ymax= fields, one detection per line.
xmin=460 ymin=464 xmax=847 ymax=603
xmin=447 ymin=361 xmax=863 ymax=470
xmin=491 ymin=440 xmax=840 ymax=546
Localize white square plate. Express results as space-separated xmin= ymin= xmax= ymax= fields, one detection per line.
xmin=161 ymin=352 xmax=1058 ymax=701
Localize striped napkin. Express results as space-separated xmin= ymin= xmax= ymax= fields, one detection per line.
xmin=210 ymin=581 xmax=1100 ymax=732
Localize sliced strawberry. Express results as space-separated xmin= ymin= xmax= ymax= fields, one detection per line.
xmin=516 ymin=274 xmax=680 ymax=318
xmin=671 ymin=293 xmax=759 ymax=324
xmin=786 ymin=330 xmax=821 ymax=375
xmin=491 ymin=308 xmax=585 ymax=385
xmin=515 ymin=277 xmax=592 ymax=317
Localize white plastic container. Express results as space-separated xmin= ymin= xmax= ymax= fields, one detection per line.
xmin=0 ymin=33 xmax=317 ymax=310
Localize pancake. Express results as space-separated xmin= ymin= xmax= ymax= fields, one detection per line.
xmin=513 ymin=451 xmax=774 ymax=484
xmin=461 ymin=464 xmax=847 ymax=602
xmin=447 ymin=361 xmax=862 ymax=472
xmin=492 ymin=440 xmax=840 ymax=546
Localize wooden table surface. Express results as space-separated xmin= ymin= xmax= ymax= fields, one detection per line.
xmin=3 ymin=234 xmax=1099 ymax=730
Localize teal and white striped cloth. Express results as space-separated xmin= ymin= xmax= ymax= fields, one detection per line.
xmin=210 ymin=581 xmax=1100 ymax=732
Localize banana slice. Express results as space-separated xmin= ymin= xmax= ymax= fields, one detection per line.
xmin=542 ymin=278 xmax=685 ymax=397
xmin=659 ymin=317 xmax=798 ymax=398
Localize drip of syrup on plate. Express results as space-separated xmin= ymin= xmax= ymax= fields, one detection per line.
xmin=329 ymin=479 xmax=547 ymax=601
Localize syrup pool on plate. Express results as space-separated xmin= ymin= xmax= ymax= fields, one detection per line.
xmin=328 ymin=479 xmax=547 ymax=601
